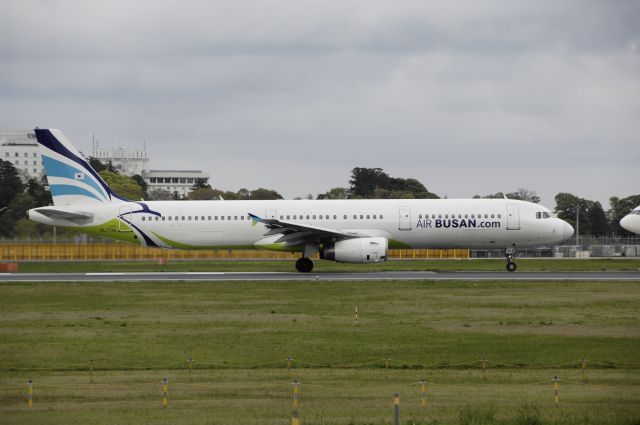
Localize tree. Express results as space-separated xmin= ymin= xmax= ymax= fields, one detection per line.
xmin=26 ymin=176 xmax=52 ymax=207
xmin=349 ymin=167 xmax=390 ymax=198
xmin=473 ymin=192 xmax=505 ymax=199
xmin=188 ymin=188 xmax=218 ymax=200
xmin=237 ymin=188 xmax=250 ymax=199
xmin=348 ymin=167 xmax=438 ymax=199
xmin=554 ymin=192 xmax=608 ymax=236
xmin=317 ymin=187 xmax=349 ymax=200
xmin=148 ymin=189 xmax=173 ymax=200
xmin=507 ymin=188 xmax=541 ymax=203
xmin=0 ymin=192 xmax=35 ymax=238
xmin=473 ymin=188 xmax=540 ymax=203
xmin=88 ymin=157 xmax=108 ymax=173
xmin=191 ymin=178 xmax=211 ymax=190
xmin=0 ymin=159 xmax=25 ymax=208
xmin=588 ymin=201 xmax=608 ymax=236
xmin=131 ymin=174 xmax=148 ymax=198
xmin=99 ymin=171 xmax=145 ymax=200
xmin=247 ymin=188 xmax=283 ymax=200
xmin=609 ymin=195 xmax=640 ymax=235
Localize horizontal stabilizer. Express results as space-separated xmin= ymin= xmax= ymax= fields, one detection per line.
xmin=34 ymin=208 xmax=94 ymax=224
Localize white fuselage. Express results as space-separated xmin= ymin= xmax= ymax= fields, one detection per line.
xmin=620 ymin=207 xmax=640 ymax=235
xmin=29 ymin=198 xmax=574 ymax=250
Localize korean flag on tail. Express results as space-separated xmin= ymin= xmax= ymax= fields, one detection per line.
xmin=74 ymin=172 xmax=85 ymax=180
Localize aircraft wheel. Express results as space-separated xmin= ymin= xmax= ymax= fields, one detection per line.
xmin=295 ymin=257 xmax=314 ymax=273
xmin=506 ymin=261 xmax=517 ymax=272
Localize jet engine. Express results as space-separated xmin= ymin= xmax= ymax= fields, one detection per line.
xmin=320 ymin=237 xmax=388 ymax=263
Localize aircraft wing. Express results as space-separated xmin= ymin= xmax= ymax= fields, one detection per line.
xmin=249 ymin=213 xmax=359 ymax=245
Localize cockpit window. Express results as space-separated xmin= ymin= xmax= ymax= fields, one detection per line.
xmin=536 ymin=212 xmax=551 ymax=219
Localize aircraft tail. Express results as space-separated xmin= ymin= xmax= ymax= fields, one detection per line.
xmin=34 ymin=128 xmax=127 ymax=206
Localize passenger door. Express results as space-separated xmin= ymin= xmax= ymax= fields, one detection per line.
xmin=398 ymin=208 xmax=412 ymax=230
xmin=506 ymin=204 xmax=520 ymax=230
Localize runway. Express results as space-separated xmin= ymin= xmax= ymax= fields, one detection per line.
xmin=1 ymin=270 xmax=640 ymax=282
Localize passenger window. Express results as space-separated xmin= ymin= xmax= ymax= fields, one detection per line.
xmin=491 ymin=214 xmax=494 ymax=219
xmin=287 ymin=215 xmax=290 ymax=220
xmin=366 ymin=215 xmax=370 ymax=219
xmin=208 ymin=216 xmax=211 ymax=220
xmin=168 ymin=217 xmax=172 ymax=221
xmin=333 ymin=215 xmax=337 ymax=219
xmin=234 ymin=216 xmax=238 ymax=220
xmin=142 ymin=217 xmax=145 ymax=221
xmin=280 ymin=215 xmax=283 ymax=220
xmin=162 ymin=217 xmax=166 ymax=221
xmin=373 ymin=214 xmax=377 ymax=219
xmin=194 ymin=216 xmax=198 ymax=221
xmin=380 ymin=215 xmax=383 ymax=219
xmin=155 ymin=217 xmax=159 ymax=221
xmin=359 ymin=214 xmax=364 ymax=219
xmin=221 ymin=216 xmax=225 ymax=220
xmin=306 ymin=215 xmax=310 ymax=220
xmin=419 ymin=214 xmax=423 ymax=219
xmin=227 ymin=216 xmax=231 ymax=220
xmin=343 ymin=215 xmax=347 ymax=219
xmin=353 ymin=215 xmax=357 ymax=219
xmin=536 ymin=212 xmax=541 ymax=219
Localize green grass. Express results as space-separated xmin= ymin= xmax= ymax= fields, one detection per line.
xmin=13 ymin=258 xmax=640 ymax=273
xmin=1 ymin=279 xmax=639 ymax=424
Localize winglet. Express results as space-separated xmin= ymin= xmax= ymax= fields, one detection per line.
xmin=249 ymin=213 xmax=263 ymax=227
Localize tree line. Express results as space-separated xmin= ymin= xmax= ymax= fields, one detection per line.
xmin=0 ymin=158 xmax=638 ymax=238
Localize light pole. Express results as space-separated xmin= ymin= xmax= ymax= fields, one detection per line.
xmin=576 ymin=205 xmax=580 ymax=248
xmin=575 ymin=203 xmax=589 ymax=248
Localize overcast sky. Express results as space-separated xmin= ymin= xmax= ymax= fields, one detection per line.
xmin=1 ymin=0 xmax=638 ymax=208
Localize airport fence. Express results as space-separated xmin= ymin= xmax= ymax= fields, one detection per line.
xmin=4 ymin=357 xmax=639 ymax=421
xmin=0 ymin=243 xmax=470 ymax=261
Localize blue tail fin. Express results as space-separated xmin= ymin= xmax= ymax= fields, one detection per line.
xmin=34 ymin=128 xmax=127 ymax=206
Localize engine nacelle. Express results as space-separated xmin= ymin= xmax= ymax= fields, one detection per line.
xmin=320 ymin=237 xmax=388 ymax=263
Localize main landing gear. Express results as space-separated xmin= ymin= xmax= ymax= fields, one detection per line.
xmin=505 ymin=247 xmax=517 ymax=272
xmin=295 ymin=257 xmax=314 ymax=273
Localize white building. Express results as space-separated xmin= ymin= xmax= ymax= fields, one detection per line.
xmin=0 ymin=128 xmax=44 ymax=179
xmin=1 ymin=128 xmax=211 ymax=197
xmin=92 ymin=146 xmax=149 ymax=177
xmin=143 ymin=169 xmax=210 ymax=198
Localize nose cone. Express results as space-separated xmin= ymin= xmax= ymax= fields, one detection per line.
xmin=620 ymin=215 xmax=632 ymax=232
xmin=562 ymin=220 xmax=574 ymax=239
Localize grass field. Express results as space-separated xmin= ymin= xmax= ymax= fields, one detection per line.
xmin=13 ymin=257 xmax=640 ymax=273
xmin=1 ymin=279 xmax=639 ymax=424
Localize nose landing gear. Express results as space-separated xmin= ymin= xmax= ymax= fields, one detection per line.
xmin=505 ymin=247 xmax=517 ymax=272
xmin=295 ymin=257 xmax=314 ymax=273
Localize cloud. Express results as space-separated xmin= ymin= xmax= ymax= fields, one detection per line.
xmin=1 ymin=0 xmax=638 ymax=205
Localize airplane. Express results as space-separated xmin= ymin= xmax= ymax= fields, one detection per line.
xmin=620 ymin=206 xmax=640 ymax=234
xmin=27 ymin=128 xmax=574 ymax=272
